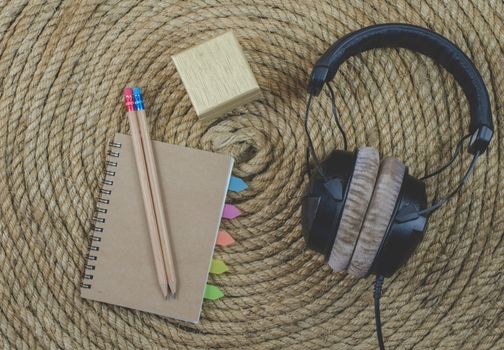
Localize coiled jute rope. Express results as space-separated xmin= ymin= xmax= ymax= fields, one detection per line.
xmin=0 ymin=1 xmax=502 ymax=349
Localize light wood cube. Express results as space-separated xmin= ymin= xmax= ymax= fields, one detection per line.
xmin=172 ymin=31 xmax=261 ymax=122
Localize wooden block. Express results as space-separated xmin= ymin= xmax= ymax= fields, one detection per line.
xmin=172 ymin=31 xmax=260 ymax=121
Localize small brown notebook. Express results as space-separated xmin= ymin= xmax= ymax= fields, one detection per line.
xmin=81 ymin=133 xmax=233 ymax=323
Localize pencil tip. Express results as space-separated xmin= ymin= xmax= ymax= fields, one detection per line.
xmin=167 ymin=284 xmax=176 ymax=299
xmin=161 ymin=284 xmax=169 ymax=299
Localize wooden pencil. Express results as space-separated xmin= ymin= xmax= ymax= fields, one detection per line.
xmin=132 ymin=87 xmax=177 ymax=297
xmin=123 ymin=87 xmax=169 ymax=299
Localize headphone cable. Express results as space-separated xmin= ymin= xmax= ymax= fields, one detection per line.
xmin=326 ymin=84 xmax=348 ymax=151
xmin=304 ymin=85 xmax=349 ymax=181
xmin=419 ymin=133 xmax=471 ymax=181
xmin=417 ymin=151 xmax=480 ymax=217
xmin=374 ymin=275 xmax=386 ymax=350
xmin=304 ymin=94 xmax=329 ymax=181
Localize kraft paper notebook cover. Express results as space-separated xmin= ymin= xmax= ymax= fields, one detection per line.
xmin=81 ymin=133 xmax=234 ymax=323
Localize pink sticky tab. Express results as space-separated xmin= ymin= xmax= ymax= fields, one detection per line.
xmin=216 ymin=230 xmax=235 ymax=246
xmin=222 ymin=204 xmax=241 ymax=219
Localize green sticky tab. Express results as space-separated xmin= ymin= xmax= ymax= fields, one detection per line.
xmin=210 ymin=259 xmax=228 ymax=274
xmin=204 ymin=284 xmax=224 ymax=300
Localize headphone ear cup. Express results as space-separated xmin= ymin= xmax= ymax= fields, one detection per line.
xmin=327 ymin=147 xmax=379 ymax=272
xmin=302 ymin=150 xmax=355 ymax=257
xmin=372 ymin=173 xmax=429 ymax=277
xmin=347 ymin=157 xmax=405 ymax=277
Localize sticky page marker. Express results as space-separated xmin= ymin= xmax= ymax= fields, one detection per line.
xmin=228 ymin=176 xmax=247 ymax=192
xmin=222 ymin=204 xmax=241 ymax=219
xmin=216 ymin=229 xmax=235 ymax=247
xmin=204 ymin=284 xmax=224 ymax=300
xmin=210 ymin=259 xmax=228 ymax=274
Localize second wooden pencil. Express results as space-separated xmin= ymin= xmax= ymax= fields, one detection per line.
xmin=123 ymin=87 xmax=169 ymax=299
xmin=133 ymin=87 xmax=177 ymax=297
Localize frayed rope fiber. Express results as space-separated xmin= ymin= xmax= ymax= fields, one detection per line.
xmin=0 ymin=1 xmax=503 ymax=349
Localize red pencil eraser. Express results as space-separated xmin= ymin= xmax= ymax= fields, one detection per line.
xmin=123 ymin=87 xmax=134 ymax=111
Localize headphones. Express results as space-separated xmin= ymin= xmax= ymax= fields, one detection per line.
xmin=302 ymin=24 xmax=494 ymax=279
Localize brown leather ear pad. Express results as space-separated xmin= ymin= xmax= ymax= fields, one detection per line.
xmin=347 ymin=157 xmax=405 ymax=277
xmin=328 ymin=147 xmax=379 ymax=272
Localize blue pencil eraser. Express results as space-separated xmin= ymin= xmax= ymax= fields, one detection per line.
xmin=132 ymin=87 xmax=144 ymax=110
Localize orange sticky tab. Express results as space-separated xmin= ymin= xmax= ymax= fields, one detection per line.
xmin=216 ymin=229 xmax=235 ymax=247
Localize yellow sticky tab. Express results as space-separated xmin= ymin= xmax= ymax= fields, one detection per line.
xmin=210 ymin=259 xmax=228 ymax=274
xmin=204 ymin=284 xmax=224 ymax=300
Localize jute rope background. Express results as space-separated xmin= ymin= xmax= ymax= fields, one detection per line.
xmin=0 ymin=1 xmax=502 ymax=349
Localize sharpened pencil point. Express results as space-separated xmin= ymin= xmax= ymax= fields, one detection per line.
xmin=167 ymin=283 xmax=176 ymax=300
xmin=160 ymin=284 xmax=169 ymax=299
xmin=168 ymin=280 xmax=177 ymax=298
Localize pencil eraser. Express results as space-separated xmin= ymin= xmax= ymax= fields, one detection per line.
xmin=132 ymin=87 xmax=144 ymax=111
xmin=123 ymin=87 xmax=134 ymax=111
xmin=172 ymin=31 xmax=261 ymax=122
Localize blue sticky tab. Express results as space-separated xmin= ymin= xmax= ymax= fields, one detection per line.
xmin=228 ymin=176 xmax=247 ymax=192
xmin=132 ymin=87 xmax=144 ymax=111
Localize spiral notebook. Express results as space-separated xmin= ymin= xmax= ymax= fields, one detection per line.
xmin=80 ymin=133 xmax=233 ymax=323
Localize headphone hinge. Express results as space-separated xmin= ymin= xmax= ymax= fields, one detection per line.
xmin=308 ymin=65 xmax=330 ymax=96
xmin=468 ymin=125 xmax=493 ymax=154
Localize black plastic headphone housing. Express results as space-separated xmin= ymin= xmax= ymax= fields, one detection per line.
xmin=302 ymin=23 xmax=493 ymax=278
xmin=303 ymin=150 xmax=429 ymax=276
xmin=302 ymin=150 xmax=355 ymax=258
xmin=370 ymin=172 xmax=428 ymax=277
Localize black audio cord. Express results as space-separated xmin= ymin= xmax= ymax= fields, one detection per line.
xmin=419 ymin=133 xmax=471 ymax=181
xmin=304 ymin=85 xmax=349 ymax=181
xmin=374 ymin=275 xmax=386 ymax=350
xmin=416 ymin=151 xmax=480 ymax=217
xmin=326 ymin=84 xmax=348 ymax=151
xmin=304 ymin=94 xmax=329 ymax=181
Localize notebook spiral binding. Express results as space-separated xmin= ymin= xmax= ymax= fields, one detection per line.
xmin=81 ymin=140 xmax=122 ymax=289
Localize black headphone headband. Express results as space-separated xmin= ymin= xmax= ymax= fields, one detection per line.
xmin=308 ymin=23 xmax=493 ymax=154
